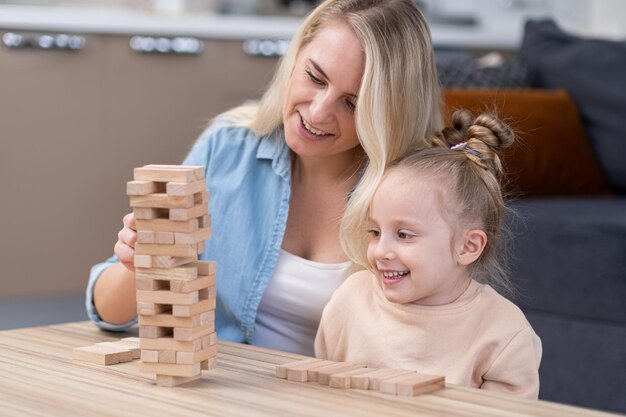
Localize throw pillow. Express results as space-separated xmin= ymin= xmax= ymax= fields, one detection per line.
xmin=519 ymin=19 xmax=626 ymax=193
xmin=443 ymin=88 xmax=612 ymax=197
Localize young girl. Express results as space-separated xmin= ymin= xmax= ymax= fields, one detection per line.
xmin=315 ymin=110 xmax=542 ymax=399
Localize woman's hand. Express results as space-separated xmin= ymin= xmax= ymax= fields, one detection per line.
xmin=114 ymin=212 xmax=137 ymax=271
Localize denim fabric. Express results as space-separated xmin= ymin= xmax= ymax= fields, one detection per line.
xmin=86 ymin=120 xmax=292 ymax=343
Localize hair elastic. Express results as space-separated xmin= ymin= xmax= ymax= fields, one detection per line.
xmin=451 ymin=141 xmax=481 ymax=158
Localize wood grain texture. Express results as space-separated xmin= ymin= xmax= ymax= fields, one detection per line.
xmin=0 ymin=322 xmax=614 ymax=417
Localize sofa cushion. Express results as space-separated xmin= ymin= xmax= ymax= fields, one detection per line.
xmin=443 ymin=88 xmax=611 ymax=197
xmin=506 ymin=197 xmax=626 ymax=324
xmin=519 ymin=19 xmax=626 ymax=193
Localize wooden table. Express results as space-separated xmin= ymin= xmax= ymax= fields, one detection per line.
xmin=0 ymin=321 xmax=617 ymax=417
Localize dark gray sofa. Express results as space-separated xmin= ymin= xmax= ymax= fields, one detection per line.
xmin=439 ymin=19 xmax=626 ymax=413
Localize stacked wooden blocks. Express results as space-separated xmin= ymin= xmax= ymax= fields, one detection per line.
xmin=276 ymin=358 xmax=444 ymax=396
xmin=128 ymin=164 xmax=217 ymax=387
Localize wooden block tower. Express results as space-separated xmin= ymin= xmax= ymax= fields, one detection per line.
xmin=127 ymin=164 xmax=217 ymax=387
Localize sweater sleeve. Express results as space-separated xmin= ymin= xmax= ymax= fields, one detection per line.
xmin=481 ymin=326 xmax=543 ymax=399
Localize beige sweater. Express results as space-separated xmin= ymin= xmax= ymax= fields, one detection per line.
xmin=315 ymin=270 xmax=542 ymax=399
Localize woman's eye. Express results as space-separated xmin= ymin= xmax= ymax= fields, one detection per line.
xmin=367 ymin=229 xmax=380 ymax=238
xmin=306 ymin=68 xmax=324 ymax=85
xmin=345 ymin=99 xmax=356 ymax=112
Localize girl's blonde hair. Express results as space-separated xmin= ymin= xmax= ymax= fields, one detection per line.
xmin=355 ymin=110 xmax=516 ymax=295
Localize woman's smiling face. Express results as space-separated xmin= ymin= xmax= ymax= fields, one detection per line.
xmin=282 ymin=19 xmax=364 ymax=160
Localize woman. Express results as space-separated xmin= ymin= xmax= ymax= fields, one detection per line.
xmin=87 ymin=0 xmax=442 ymax=356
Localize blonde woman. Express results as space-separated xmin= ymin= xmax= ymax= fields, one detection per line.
xmin=87 ymin=0 xmax=442 ymax=356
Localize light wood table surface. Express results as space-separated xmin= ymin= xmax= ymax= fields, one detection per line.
xmin=0 ymin=321 xmax=618 ymax=417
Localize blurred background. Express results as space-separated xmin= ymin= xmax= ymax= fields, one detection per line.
xmin=0 ymin=0 xmax=624 ymax=412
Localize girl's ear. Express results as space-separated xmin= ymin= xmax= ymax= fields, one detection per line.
xmin=456 ymin=229 xmax=487 ymax=266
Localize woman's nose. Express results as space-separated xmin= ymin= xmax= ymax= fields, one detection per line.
xmin=308 ymin=91 xmax=334 ymax=125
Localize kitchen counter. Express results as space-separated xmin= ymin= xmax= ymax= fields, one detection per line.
xmin=0 ymin=4 xmax=520 ymax=49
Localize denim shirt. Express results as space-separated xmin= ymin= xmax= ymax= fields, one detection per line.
xmin=86 ymin=120 xmax=292 ymax=343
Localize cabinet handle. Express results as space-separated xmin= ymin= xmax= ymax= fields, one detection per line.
xmin=2 ymin=32 xmax=86 ymax=51
xmin=129 ymin=36 xmax=204 ymax=55
xmin=242 ymin=39 xmax=289 ymax=57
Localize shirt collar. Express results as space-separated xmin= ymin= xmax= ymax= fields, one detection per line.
xmin=257 ymin=127 xmax=291 ymax=181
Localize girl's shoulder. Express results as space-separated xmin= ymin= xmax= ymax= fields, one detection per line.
xmin=478 ymin=284 xmax=533 ymax=329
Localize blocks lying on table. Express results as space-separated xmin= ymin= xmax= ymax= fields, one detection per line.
xmin=276 ymin=358 xmax=445 ymax=396
xmin=72 ymin=337 xmax=140 ymax=366
xmin=129 ymin=164 xmax=217 ymax=387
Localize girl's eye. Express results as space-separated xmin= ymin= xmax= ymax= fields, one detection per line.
xmin=398 ymin=231 xmax=414 ymax=240
xmin=367 ymin=229 xmax=380 ymax=238
xmin=306 ymin=68 xmax=324 ymax=85
xmin=345 ymin=99 xmax=356 ymax=112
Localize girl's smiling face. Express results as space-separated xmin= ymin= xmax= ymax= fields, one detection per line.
xmin=366 ymin=170 xmax=473 ymax=306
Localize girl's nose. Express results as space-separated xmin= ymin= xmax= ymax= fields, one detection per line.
xmin=374 ymin=238 xmax=396 ymax=261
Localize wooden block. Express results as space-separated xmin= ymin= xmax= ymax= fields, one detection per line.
xmin=357 ymin=368 xmax=414 ymax=391
xmin=197 ymin=240 xmax=205 ymax=254
xmin=155 ymin=374 xmax=201 ymax=387
xmin=73 ymin=344 xmax=122 ymax=365
xmin=136 ymin=218 xmax=199 ymax=233
xmin=174 ymin=323 xmax=215 ymax=341
xmin=134 ymin=255 xmax=153 ymax=268
xmin=154 ymin=231 xmax=175 ymax=244
xmin=139 ymin=325 xmax=171 ymax=339
xmin=135 ymin=278 xmax=168 ymax=291
xmin=194 ymin=190 xmax=210 ymax=204
xmin=136 ymin=265 xmax=198 ymax=281
xmin=202 ymin=332 xmax=217 ymax=348
xmin=329 ymin=367 xmax=375 ymax=389
xmin=134 ymin=255 xmax=196 ymax=269
xmin=198 ymin=286 xmax=216 ymax=301
xmin=141 ymin=337 xmax=203 ymax=352
xmin=159 ymin=350 xmax=177 ymax=364
xmin=137 ymin=230 xmax=155 ymax=244
xmin=134 ymin=165 xmax=204 ymax=183
xmin=139 ymin=311 xmax=213 ymax=328
xmin=135 ymin=243 xmax=198 ymax=257
xmin=141 ymin=349 xmax=159 ymax=363
xmin=130 ymin=193 xmax=195 ymax=209
xmin=198 ymin=214 xmax=210 ymax=229
xmin=174 ymin=226 xmax=212 ymax=244
xmin=192 ymin=260 xmax=216 ymax=276
xmin=137 ymin=290 xmax=199 ymax=305
xmin=316 ymin=363 xmax=366 ymax=386
xmin=136 ymin=302 xmax=170 ymax=316
xmin=127 ymin=180 xmax=165 ymax=196
xmin=117 ymin=338 xmax=141 ymax=359
xmin=169 ymin=204 xmax=208 ymax=221
xmin=166 ymin=179 xmax=206 ymax=196
xmin=93 ymin=342 xmax=134 ymax=363
xmin=176 ymin=344 xmax=218 ymax=365
xmin=276 ymin=358 xmax=323 ymax=379
xmin=286 ymin=359 xmax=335 ymax=382
xmin=347 ymin=368 xmax=381 ymax=390
xmin=172 ymin=298 xmax=215 ymax=317
xmin=139 ymin=361 xmax=201 ymax=377
xmin=203 ymin=357 xmax=217 ymax=371
xmin=382 ymin=373 xmax=445 ymax=396
xmin=170 ymin=276 xmax=215 ymax=293
xmin=134 ymin=207 xmax=168 ymax=220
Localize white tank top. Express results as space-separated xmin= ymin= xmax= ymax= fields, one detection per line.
xmin=252 ymin=249 xmax=352 ymax=356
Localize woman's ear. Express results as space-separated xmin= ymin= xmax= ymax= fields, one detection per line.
xmin=456 ymin=229 xmax=487 ymax=266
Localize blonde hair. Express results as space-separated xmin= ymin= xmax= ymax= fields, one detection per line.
xmin=219 ymin=1 xmax=441 ymax=265
xmin=356 ymin=110 xmax=516 ymax=295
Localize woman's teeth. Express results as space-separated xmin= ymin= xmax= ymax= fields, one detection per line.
xmin=301 ymin=115 xmax=329 ymax=136
xmin=382 ymin=271 xmax=409 ymax=279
